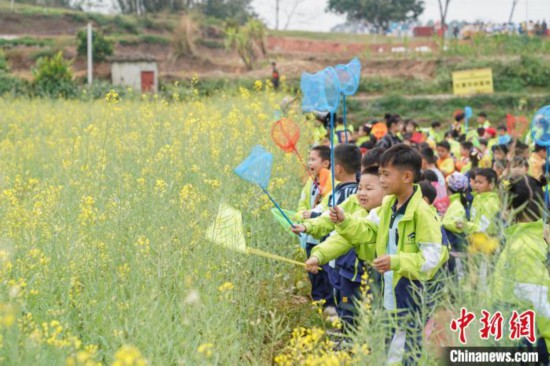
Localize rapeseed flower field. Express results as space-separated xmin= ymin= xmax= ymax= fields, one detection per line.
xmin=0 ymin=84 xmax=332 ymax=365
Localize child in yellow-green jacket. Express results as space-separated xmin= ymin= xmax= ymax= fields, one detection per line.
xmin=456 ymin=168 xmax=501 ymax=291
xmin=296 ymin=144 xmax=361 ymax=313
xmin=295 ymin=146 xmax=333 ymax=221
xmin=294 ymin=145 xmax=333 ymax=308
xmin=294 ymin=167 xmax=384 ymax=328
xmin=490 ymin=176 xmax=550 ymax=363
xmin=306 ymin=145 xmax=448 ymax=365
xmin=441 ymin=172 xmax=470 ymax=282
xmin=460 ymin=168 xmax=501 ymax=240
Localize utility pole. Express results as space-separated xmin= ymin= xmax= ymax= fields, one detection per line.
xmin=87 ymin=23 xmax=93 ymax=86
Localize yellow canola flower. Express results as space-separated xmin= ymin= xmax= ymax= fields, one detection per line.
xmin=112 ymin=345 xmax=148 ymax=366
xmin=66 ymin=349 xmax=101 ymax=366
xmin=218 ymin=282 xmax=234 ymax=292
xmin=0 ymin=303 xmax=16 ymax=328
xmin=197 ymin=342 xmax=214 ymax=358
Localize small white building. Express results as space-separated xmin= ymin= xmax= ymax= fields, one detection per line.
xmin=110 ymin=55 xmax=158 ymax=93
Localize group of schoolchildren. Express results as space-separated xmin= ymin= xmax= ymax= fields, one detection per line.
xmin=291 ymin=110 xmax=550 ymax=365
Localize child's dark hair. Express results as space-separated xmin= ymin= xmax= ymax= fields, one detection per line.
xmin=508 ymin=175 xmax=545 ymax=221
xmin=418 ymin=142 xmax=430 ymax=151
xmin=386 ymin=115 xmax=400 ymax=129
xmin=492 ymin=144 xmax=509 ymax=155
xmin=444 ymin=131 xmax=453 ymax=139
xmin=360 ymin=140 xmax=375 ymax=150
xmin=406 ymin=120 xmax=419 ymax=130
xmin=535 ymin=144 xmax=546 ymax=153
xmin=362 ymin=123 xmax=373 ymax=135
xmin=497 ymin=124 xmax=507 ymax=132
xmin=469 ymin=148 xmax=483 ymax=169
xmin=477 ymin=127 xmax=486 ymax=137
xmin=315 ymin=112 xmax=334 ymax=129
xmin=419 ymin=180 xmax=437 ymax=205
xmin=421 ymin=147 xmax=437 ymax=165
xmin=361 ymin=147 xmax=384 ymax=169
xmin=514 ymin=141 xmax=529 ymax=156
xmin=437 ymin=140 xmax=451 ymax=151
xmin=431 ymin=121 xmax=441 ymax=129
xmin=422 ymin=169 xmax=438 ymax=183
xmin=460 ymin=141 xmax=473 ymax=151
xmin=334 ymin=143 xmax=361 ymax=174
xmin=474 ymin=168 xmax=498 ymax=185
xmin=311 ymin=145 xmax=331 ymax=162
xmin=384 ymin=113 xmax=400 ymax=122
xmin=380 ymin=144 xmax=422 ymax=181
xmin=478 ymin=138 xmax=488 ymax=147
xmin=478 ymin=112 xmax=487 ymax=118
xmin=361 ymin=165 xmax=380 ymax=177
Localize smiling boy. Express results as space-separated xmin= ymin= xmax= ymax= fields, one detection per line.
xmin=306 ymin=144 xmax=448 ymax=365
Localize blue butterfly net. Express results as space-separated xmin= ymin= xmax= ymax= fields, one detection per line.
xmin=234 ymin=145 xmax=273 ymax=190
xmin=335 ymin=57 xmax=361 ymax=96
xmin=532 ymin=105 xmax=550 ymax=147
xmin=301 ymin=66 xmax=340 ymax=113
xmin=464 ymin=106 xmax=473 ymax=120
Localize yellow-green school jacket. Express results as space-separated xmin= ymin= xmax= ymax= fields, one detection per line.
xmin=490 ymin=220 xmax=550 ymax=349
xmin=311 ymin=207 xmax=379 ymax=265
xmin=442 ymin=194 xmax=467 ymax=234
xmin=334 ymin=186 xmax=448 ymax=310
xmin=303 ymin=195 xmax=362 ymax=239
xmin=464 ymin=191 xmax=501 ymax=237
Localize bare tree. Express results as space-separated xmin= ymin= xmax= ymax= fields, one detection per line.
xmin=272 ymin=0 xmax=307 ymax=31
xmin=508 ymin=0 xmax=519 ymax=23
xmin=282 ymin=0 xmax=306 ymax=30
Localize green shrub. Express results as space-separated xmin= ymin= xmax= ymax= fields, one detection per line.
xmin=33 ymin=51 xmax=75 ymax=98
xmin=0 ymin=50 xmax=8 ymax=72
xmin=78 ymin=80 xmax=130 ymax=100
xmin=0 ymin=72 xmax=29 ymax=96
xmin=140 ymin=34 xmax=170 ymax=45
xmin=0 ymin=37 xmax=53 ymax=47
xmin=195 ymin=38 xmax=225 ymax=49
xmin=76 ymin=29 xmax=114 ymax=62
xmin=30 ymin=48 xmax=59 ymax=62
xmin=113 ymin=15 xmax=139 ymax=34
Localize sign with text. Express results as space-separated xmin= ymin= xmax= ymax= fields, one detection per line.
xmin=452 ymin=68 xmax=494 ymax=95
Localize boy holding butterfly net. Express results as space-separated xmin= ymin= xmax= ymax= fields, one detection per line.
xmin=293 ymin=149 xmax=384 ymax=328
xmin=306 ymin=144 xmax=448 ymax=365
xmin=295 ymin=166 xmax=384 ymax=330
xmin=295 ymin=144 xmax=362 ymax=322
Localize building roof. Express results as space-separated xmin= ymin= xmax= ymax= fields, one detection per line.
xmin=108 ymin=54 xmax=158 ymax=63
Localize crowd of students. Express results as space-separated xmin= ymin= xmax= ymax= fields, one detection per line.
xmin=290 ymin=110 xmax=549 ymax=365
